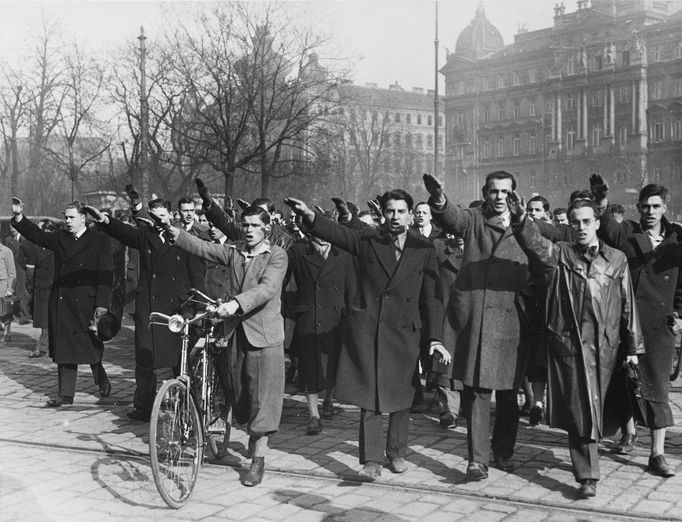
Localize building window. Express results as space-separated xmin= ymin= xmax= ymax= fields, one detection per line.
xmin=427 ymin=115 xmax=433 ymax=126
xmin=651 ymin=121 xmax=664 ymax=142
xmin=652 ymin=45 xmax=662 ymax=62
xmin=394 ymin=132 xmax=402 ymax=147
xmin=415 ymin=134 xmax=423 ymax=149
xmin=650 ymin=79 xmax=664 ymax=100
xmin=674 ymin=120 xmax=682 ymax=141
xmin=619 ymin=127 xmax=628 ymax=148
xmin=529 ymin=170 xmax=537 ymax=188
xmin=483 ymin=106 xmax=490 ymax=123
xmin=513 ymin=72 xmax=520 ymax=86
xmin=653 ymin=166 xmax=661 ymax=181
xmin=514 ymin=102 xmax=521 ymax=119
xmin=546 ymin=98 xmax=553 ymax=114
xmin=616 ymin=171 xmax=627 ymax=184
xmin=673 ymin=165 xmax=682 ymax=182
xmin=496 ymin=137 xmax=504 ymax=158
xmin=405 ymin=133 xmax=412 ymax=148
xmin=566 ymin=93 xmax=575 ymax=111
xmin=622 ymin=50 xmax=630 ymax=69
xmin=426 ymin=134 xmax=433 ymax=149
xmin=406 ymin=113 xmax=412 ymax=124
xmin=456 ymin=145 xmax=465 ymax=161
xmin=619 ymin=85 xmax=631 ymax=104
xmin=594 ymin=54 xmax=603 ymax=70
xmin=592 ymin=127 xmax=602 ymax=148
xmin=529 ymin=69 xmax=536 ymax=83
xmin=482 ymin=139 xmax=490 ymax=159
xmin=592 ymin=88 xmax=603 ymax=107
xmin=676 ymin=77 xmax=682 ymax=97
xmin=497 ymin=75 xmax=504 ymax=89
xmin=529 ymin=99 xmax=536 ymax=117
xmin=417 ymin=114 xmax=422 ymax=125
xmin=438 ymin=116 xmax=443 ymax=127
xmin=498 ymin=105 xmax=505 ymax=121
xmin=395 ymin=113 xmax=401 ymax=124
xmin=567 ymin=57 xmax=575 ymax=75
xmin=529 ymin=132 xmax=537 ymax=154
xmin=513 ymin=135 xmax=520 ymax=156
xmin=566 ymin=130 xmax=576 ymax=150
xmin=457 ymin=110 xmax=465 ymax=128
xmin=438 ymin=135 xmax=443 ymax=148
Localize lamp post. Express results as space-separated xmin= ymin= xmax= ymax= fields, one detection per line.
xmin=138 ymin=26 xmax=150 ymax=201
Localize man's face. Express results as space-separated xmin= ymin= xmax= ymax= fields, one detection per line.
xmin=208 ymin=224 xmax=225 ymax=242
xmin=64 ymin=208 xmax=86 ymax=235
xmin=569 ymin=206 xmax=600 ymax=247
xmin=414 ymin=204 xmax=432 ymax=227
xmin=150 ymin=206 xmax=171 ymax=230
xmin=638 ymin=196 xmax=666 ymax=230
xmin=483 ymin=178 xmax=513 ymax=215
xmin=241 ymin=215 xmax=270 ymax=249
xmin=555 ymin=212 xmax=568 ymax=225
xmin=196 ymin=213 xmax=209 ymax=227
xmin=527 ymin=201 xmax=547 ymax=221
xmin=383 ymin=199 xmax=412 ymax=234
xmin=179 ymin=203 xmax=195 ymax=226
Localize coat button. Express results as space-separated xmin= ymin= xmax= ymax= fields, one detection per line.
xmin=664 ymin=275 xmax=670 ymax=281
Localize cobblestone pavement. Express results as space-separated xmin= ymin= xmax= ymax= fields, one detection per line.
xmin=1 ymin=320 xmax=681 ymax=521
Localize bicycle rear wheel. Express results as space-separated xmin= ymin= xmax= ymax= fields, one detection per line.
xmin=149 ymin=379 xmax=203 ymax=509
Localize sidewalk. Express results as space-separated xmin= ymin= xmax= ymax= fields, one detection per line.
xmin=1 ymin=320 xmax=681 ymax=521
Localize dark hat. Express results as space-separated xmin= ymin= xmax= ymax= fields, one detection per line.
xmin=97 ymin=311 xmax=121 ymax=342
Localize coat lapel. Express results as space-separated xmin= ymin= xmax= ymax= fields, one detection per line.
xmin=371 ymin=233 xmax=397 ymax=278
xmin=386 ymin=232 xmax=425 ymax=292
xmin=317 ymin=246 xmax=341 ymax=282
xmin=60 ymin=229 xmax=93 ymax=263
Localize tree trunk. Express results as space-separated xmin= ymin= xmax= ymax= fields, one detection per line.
xmin=223 ymin=169 xmax=235 ymax=203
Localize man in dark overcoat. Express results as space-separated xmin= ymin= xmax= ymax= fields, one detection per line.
xmin=510 ymin=195 xmax=644 ymax=498
xmin=91 ymin=199 xmax=205 ymax=421
xmin=19 ymin=219 xmax=56 ymax=358
xmin=11 ymin=200 xmax=113 ymax=406
xmin=424 ymin=171 xmax=532 ymax=480
xmin=286 ymin=190 xmax=447 ymax=480
xmin=595 ymin=177 xmax=682 ymax=477
xmin=287 ymin=228 xmax=356 ymax=435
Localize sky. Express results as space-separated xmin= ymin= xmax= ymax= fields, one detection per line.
xmin=0 ymin=0 xmax=577 ymax=90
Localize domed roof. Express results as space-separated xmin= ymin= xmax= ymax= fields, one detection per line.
xmin=455 ymin=5 xmax=504 ymax=58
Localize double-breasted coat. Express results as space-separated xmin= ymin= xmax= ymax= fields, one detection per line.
xmin=12 ymin=218 xmax=113 ymax=364
xmin=309 ymin=215 xmax=443 ymax=413
xmin=430 ymin=201 xmax=532 ymax=390
xmin=102 ymin=217 xmax=205 ymax=369
xmin=515 ymin=218 xmax=644 ymax=440
xmin=287 ymin=239 xmax=356 ymax=392
xmin=599 ymin=211 xmax=682 ymax=407
xmin=0 ymin=243 xmax=16 ymax=297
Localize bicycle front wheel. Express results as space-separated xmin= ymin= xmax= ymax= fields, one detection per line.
xmin=671 ymin=335 xmax=682 ymax=382
xmin=149 ymin=379 xmax=204 ymax=509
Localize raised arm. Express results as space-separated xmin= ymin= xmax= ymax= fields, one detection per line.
xmin=101 ymin=215 xmax=145 ymax=250
xmin=173 ymin=228 xmax=234 ymax=266
xmin=11 ymin=216 xmax=57 ymax=251
xmin=422 ymin=173 xmax=473 ymax=237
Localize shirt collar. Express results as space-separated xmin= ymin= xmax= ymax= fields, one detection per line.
xmin=73 ymin=227 xmax=87 ymax=239
xmin=238 ymin=239 xmax=271 ymax=259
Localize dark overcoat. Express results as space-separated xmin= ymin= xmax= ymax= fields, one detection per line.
xmin=599 ymin=211 xmax=682 ymax=405
xmin=515 ymin=218 xmax=644 ymax=440
xmin=309 ymin=216 xmax=443 ymax=413
xmin=12 ymin=218 xmax=112 ymax=364
xmin=19 ymin=241 xmax=54 ymax=329
xmin=430 ymin=201 xmax=532 ymax=390
xmin=102 ymin=217 xmax=205 ymax=369
xmin=287 ymin=240 xmax=356 ymax=392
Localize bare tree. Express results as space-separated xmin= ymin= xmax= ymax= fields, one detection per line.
xmin=0 ymin=68 xmax=29 ymax=197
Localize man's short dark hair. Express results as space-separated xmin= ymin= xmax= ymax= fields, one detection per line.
xmin=415 ymin=201 xmax=429 ymax=210
xmin=554 ymin=207 xmax=567 ymax=216
xmin=568 ymin=199 xmax=599 ymax=218
xmin=380 ymin=189 xmax=414 ymax=211
xmin=177 ymin=196 xmax=194 ymax=208
xmin=610 ymin=204 xmax=625 ymax=215
xmin=64 ymin=201 xmax=86 ymax=215
xmin=569 ymin=189 xmax=594 ymax=204
xmin=483 ymin=170 xmax=516 ymax=191
xmin=251 ymin=197 xmax=275 ymax=214
xmin=148 ymin=198 xmax=172 ymax=211
xmin=638 ymin=184 xmax=668 ymax=203
xmin=39 ymin=219 xmax=57 ymax=232
xmin=527 ymin=195 xmax=550 ymax=212
xmin=241 ymin=205 xmax=271 ymax=225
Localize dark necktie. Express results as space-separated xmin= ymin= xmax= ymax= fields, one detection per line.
xmin=582 ymin=245 xmax=599 ymax=262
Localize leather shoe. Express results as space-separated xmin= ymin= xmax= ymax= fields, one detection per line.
xmin=389 ymin=457 xmax=408 ymax=474
xmin=490 ymin=455 xmax=515 ymax=472
xmin=612 ymin=432 xmax=637 ymax=454
xmin=439 ymin=412 xmax=457 ymax=428
xmin=306 ymin=416 xmax=322 ymax=436
xmin=466 ymin=462 xmax=488 ymax=481
xmin=29 ymin=350 xmax=46 ymax=358
xmin=45 ymin=396 xmax=73 ymax=408
xmin=99 ymin=378 xmax=112 ymax=398
xmin=648 ymin=455 xmax=675 ymax=477
xmin=322 ymin=400 xmax=335 ymax=418
xmin=578 ymin=479 xmax=597 ymax=498
xmin=241 ymin=457 xmax=265 ymax=486
xmin=357 ymin=461 xmax=382 ymax=481
xmin=126 ymin=407 xmax=151 ymax=422
xmin=529 ymin=405 xmax=543 ymax=426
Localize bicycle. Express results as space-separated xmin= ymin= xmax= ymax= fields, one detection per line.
xmin=671 ymin=332 xmax=681 ymax=382
xmin=148 ymin=289 xmax=230 ymax=509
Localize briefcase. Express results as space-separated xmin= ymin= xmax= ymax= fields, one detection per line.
xmin=0 ymin=297 xmax=18 ymax=322
xmin=624 ymin=362 xmax=648 ymax=427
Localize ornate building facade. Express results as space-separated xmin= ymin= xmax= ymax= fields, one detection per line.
xmin=442 ymin=0 xmax=682 ymax=218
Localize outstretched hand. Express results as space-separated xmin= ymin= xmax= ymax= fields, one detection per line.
xmin=367 ymin=198 xmax=382 ymax=218
xmin=124 ymin=184 xmax=141 ymax=206
xmin=236 ymin=198 xmax=249 ymax=210
xmin=284 ymin=197 xmax=315 ymax=224
xmin=10 ymin=197 xmax=23 ymax=216
xmin=331 ymin=197 xmax=351 ymax=223
xmin=82 ymin=205 xmax=108 ymax=224
xmin=147 ymin=210 xmax=173 ymax=231
xmin=195 ymin=178 xmax=212 ymax=205
xmin=423 ymin=173 xmax=445 ymax=205
xmin=589 ymin=173 xmax=609 ymax=202
xmin=507 ymin=191 xmax=526 ymax=223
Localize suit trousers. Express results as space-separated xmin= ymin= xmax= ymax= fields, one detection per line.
xmin=133 ymin=363 xmax=179 ymax=413
xmin=462 ymin=386 xmax=519 ymax=464
xmin=567 ymin=433 xmax=599 ymax=482
xmin=358 ymin=408 xmax=409 ymax=464
xmin=57 ymin=362 xmax=107 ymax=398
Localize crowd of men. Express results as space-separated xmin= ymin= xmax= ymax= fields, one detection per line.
xmin=4 ymin=170 xmax=681 ymax=496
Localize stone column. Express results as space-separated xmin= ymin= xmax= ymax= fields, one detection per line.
xmin=556 ymin=92 xmax=562 ymax=148
xmin=609 ymin=83 xmax=615 ymax=143
xmin=582 ymin=88 xmax=588 ymax=140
